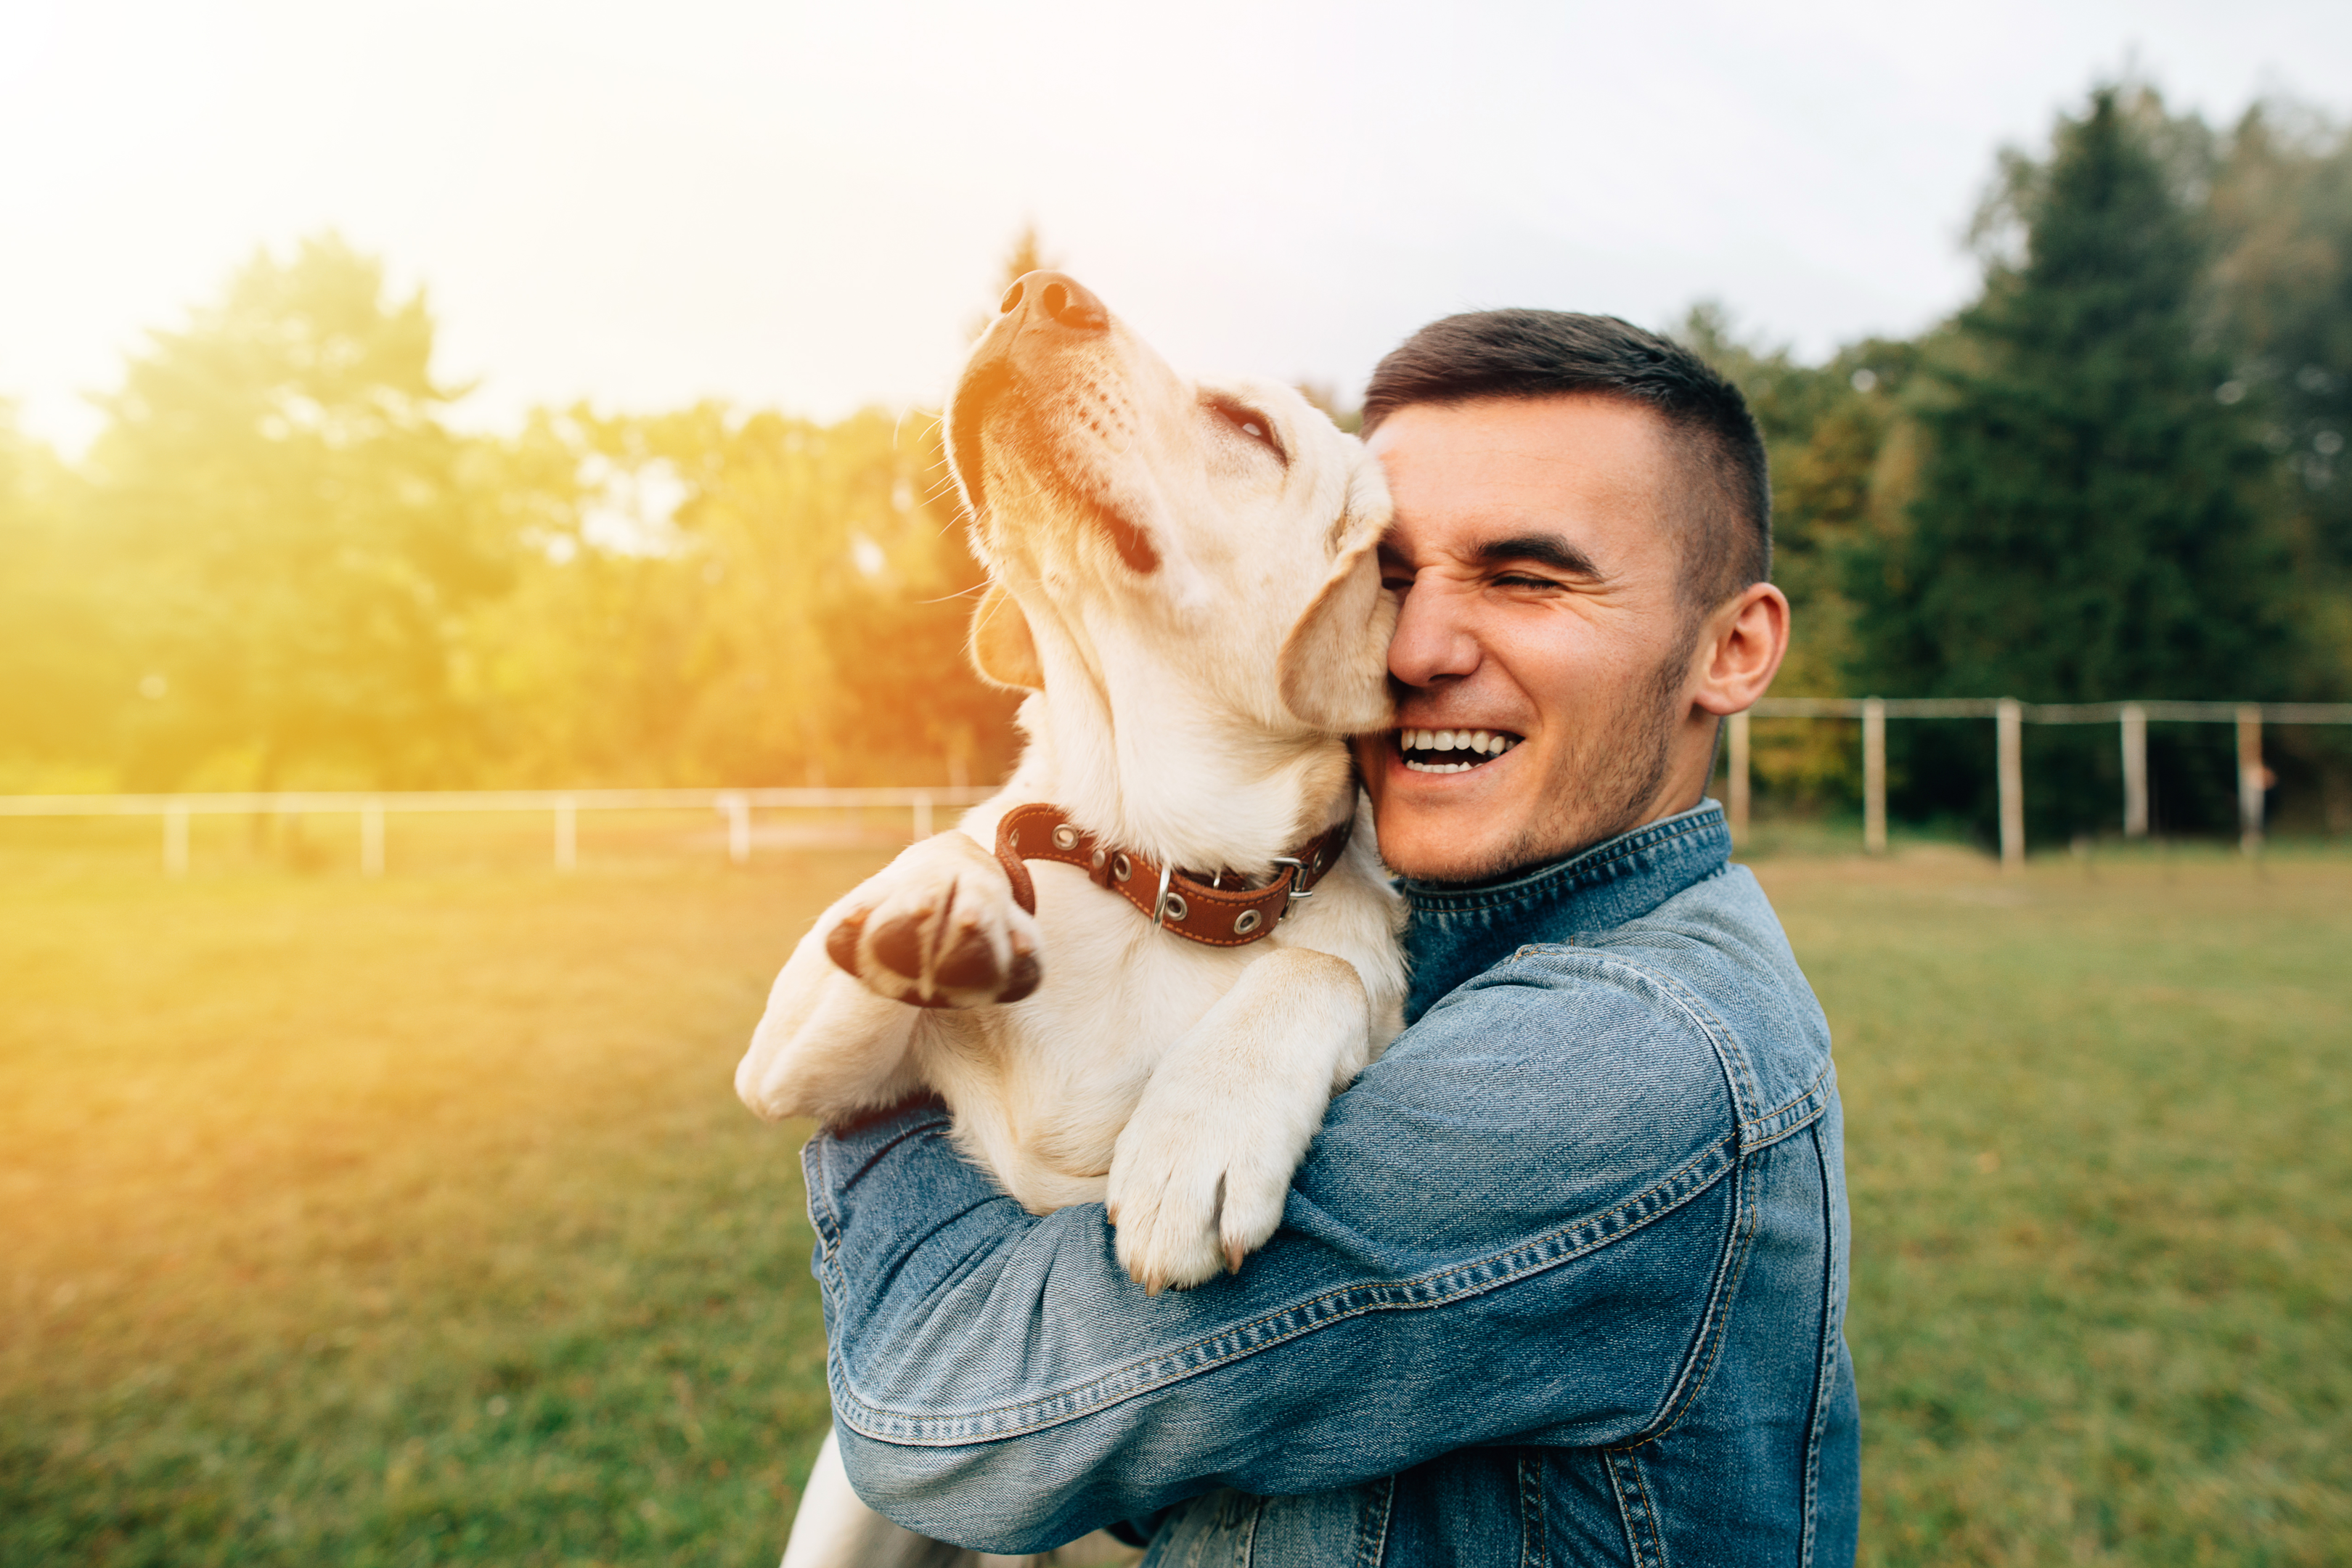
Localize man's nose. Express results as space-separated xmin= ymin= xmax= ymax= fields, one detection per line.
xmin=1387 ymin=577 xmax=1482 ymax=687
xmin=999 ymin=271 xmax=1109 ymax=332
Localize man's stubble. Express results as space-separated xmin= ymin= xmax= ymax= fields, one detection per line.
xmin=1480 ymin=629 xmax=1699 ymax=882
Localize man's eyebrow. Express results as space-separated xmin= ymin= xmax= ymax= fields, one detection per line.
xmin=1467 ymin=533 xmax=1606 ymax=579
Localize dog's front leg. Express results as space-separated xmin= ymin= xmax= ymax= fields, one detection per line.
xmin=735 ymin=925 xmax=928 ymax=1124
xmin=736 ymin=831 xmax=1042 ymax=1124
xmin=822 ymin=829 xmax=1043 ymax=1010
xmin=1104 ymin=947 xmax=1372 ymax=1293
xmin=780 ymin=1429 xmax=976 ymax=1568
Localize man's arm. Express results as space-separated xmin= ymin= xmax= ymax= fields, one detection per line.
xmin=809 ymin=950 xmax=1771 ymax=1554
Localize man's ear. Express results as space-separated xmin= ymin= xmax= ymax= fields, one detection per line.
xmin=1278 ymin=464 xmax=1397 ymax=733
xmin=1691 ymin=583 xmax=1791 ymax=716
xmin=968 ymin=581 xmax=1045 ymax=691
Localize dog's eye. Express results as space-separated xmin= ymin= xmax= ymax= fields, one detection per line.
xmin=1209 ymin=399 xmax=1284 ymax=462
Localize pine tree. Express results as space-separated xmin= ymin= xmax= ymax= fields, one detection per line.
xmin=1849 ymin=88 xmax=2295 ymax=838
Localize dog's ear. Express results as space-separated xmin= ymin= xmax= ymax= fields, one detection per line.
xmin=968 ymin=581 xmax=1045 ymax=691
xmin=1278 ymin=464 xmax=1396 ymax=732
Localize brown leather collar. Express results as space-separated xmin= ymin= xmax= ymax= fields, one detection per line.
xmin=992 ymin=803 xmax=1355 ymax=947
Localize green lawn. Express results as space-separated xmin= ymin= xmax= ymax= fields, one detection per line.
xmin=2 ymin=820 xmax=2346 ymax=1565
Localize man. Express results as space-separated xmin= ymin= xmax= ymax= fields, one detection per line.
xmin=799 ymin=311 xmax=1856 ymax=1565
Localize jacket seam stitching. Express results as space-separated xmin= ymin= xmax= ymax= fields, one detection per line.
xmin=1519 ymin=1448 xmax=1548 ymax=1568
xmin=1741 ymin=1105 xmax=1826 ymax=1152
xmin=1743 ymin=1060 xmax=1834 ymax=1134
xmin=1739 ymin=1060 xmax=1837 ymax=1151
xmin=1614 ymin=1139 xmax=1760 ymax=1449
xmin=1798 ymin=1120 xmax=1839 ymax=1568
xmin=823 ymin=1135 xmax=1738 ymax=1442
xmin=807 ymin=1138 xmax=843 ymax=1257
xmin=1604 ymin=1450 xmax=1665 ymax=1568
xmin=1476 ymin=948 xmax=1829 ymax=1148
xmin=1630 ymin=1455 xmax=1670 ymax=1568
xmin=1632 ymin=960 xmax=1765 ymax=1122
xmin=1580 ymin=952 xmax=1833 ymax=1160
xmin=1352 ymin=1475 xmax=1395 ymax=1568
xmin=1503 ymin=949 xmax=1769 ymax=1127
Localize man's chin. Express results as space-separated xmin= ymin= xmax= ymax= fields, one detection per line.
xmin=1373 ymin=812 xmax=1535 ymax=886
xmin=1372 ymin=782 xmax=1649 ymax=885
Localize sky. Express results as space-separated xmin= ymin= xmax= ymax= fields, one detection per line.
xmin=4 ymin=0 xmax=2351 ymax=454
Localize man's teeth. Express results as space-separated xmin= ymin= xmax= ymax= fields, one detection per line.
xmin=1400 ymin=727 xmax=1521 ymax=773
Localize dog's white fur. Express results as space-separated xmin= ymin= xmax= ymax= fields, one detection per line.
xmin=738 ymin=279 xmax=1406 ymax=1565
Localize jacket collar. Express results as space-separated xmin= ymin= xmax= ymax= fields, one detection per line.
xmin=1397 ymin=801 xmax=1732 ymax=1024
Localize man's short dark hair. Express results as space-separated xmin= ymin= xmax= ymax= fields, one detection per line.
xmin=1360 ymin=311 xmax=1771 ymax=608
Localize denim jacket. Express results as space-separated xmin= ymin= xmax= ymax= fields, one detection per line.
xmin=803 ymin=801 xmax=1858 ymax=1565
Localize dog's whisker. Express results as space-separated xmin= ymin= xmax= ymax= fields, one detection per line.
xmin=894 ymin=409 xmax=945 ymax=451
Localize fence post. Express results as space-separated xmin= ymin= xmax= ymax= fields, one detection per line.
xmin=163 ymin=802 xmax=189 ymax=878
xmin=1996 ymin=698 xmax=2024 ymax=870
xmin=361 ymin=801 xmax=385 ymax=878
xmin=718 ymin=793 xmax=751 ymax=865
xmin=2120 ymin=703 xmax=2148 ymax=839
xmin=912 ymin=791 xmax=934 ymax=841
xmin=2237 ymin=706 xmax=2265 ymax=858
xmin=554 ymin=796 xmax=577 ymax=872
xmin=1862 ymin=698 xmax=1887 ymax=854
xmin=1727 ymin=711 xmax=1750 ymax=845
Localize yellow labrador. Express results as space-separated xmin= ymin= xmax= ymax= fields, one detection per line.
xmin=737 ymin=273 xmax=1406 ymax=1567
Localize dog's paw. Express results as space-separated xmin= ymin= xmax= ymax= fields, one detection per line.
xmin=1103 ymin=1090 xmax=1305 ymax=1294
xmin=822 ymin=833 xmax=1042 ymax=1008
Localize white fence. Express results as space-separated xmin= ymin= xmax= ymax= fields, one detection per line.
xmin=1734 ymin=698 xmax=2352 ymax=865
xmin=9 ymin=698 xmax=2352 ymax=876
xmin=0 ymin=786 xmax=997 ymax=877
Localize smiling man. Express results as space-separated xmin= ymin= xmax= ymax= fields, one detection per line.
xmin=794 ymin=311 xmax=1855 ymax=1567
xmin=1361 ymin=330 xmax=1781 ymax=886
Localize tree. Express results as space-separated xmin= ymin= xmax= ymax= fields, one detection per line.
xmin=2206 ymin=105 xmax=2352 ymax=828
xmin=470 ymin=401 xmax=1021 ymax=788
xmin=2209 ymin=105 xmax=2352 ymax=721
xmin=0 ymin=404 xmax=118 ymax=783
xmin=1678 ymin=306 xmax=1918 ymax=811
xmin=81 ymin=233 xmax=510 ymax=788
xmin=1847 ymin=87 xmax=2297 ymax=839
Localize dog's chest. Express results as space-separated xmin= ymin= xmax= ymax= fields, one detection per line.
xmin=917 ymin=865 xmax=1276 ymax=1207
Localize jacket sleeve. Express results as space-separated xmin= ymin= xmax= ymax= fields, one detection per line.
xmin=807 ymin=950 xmax=1752 ymax=1554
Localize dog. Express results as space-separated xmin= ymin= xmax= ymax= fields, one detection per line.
xmin=735 ymin=271 xmax=1408 ymax=1567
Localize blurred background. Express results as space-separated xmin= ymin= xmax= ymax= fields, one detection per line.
xmin=3 ymin=3 xmax=2348 ymax=1565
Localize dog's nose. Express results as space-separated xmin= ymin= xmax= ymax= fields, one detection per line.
xmin=999 ymin=271 xmax=1108 ymax=332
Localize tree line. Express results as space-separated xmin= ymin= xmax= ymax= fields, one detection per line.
xmin=1 ymin=89 xmax=2348 ymax=842
xmin=0 ymin=236 xmax=1022 ymax=796
xmin=1689 ymin=86 xmax=2351 ymax=841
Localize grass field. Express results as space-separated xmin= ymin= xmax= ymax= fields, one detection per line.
xmin=2 ymin=815 xmax=2347 ymax=1565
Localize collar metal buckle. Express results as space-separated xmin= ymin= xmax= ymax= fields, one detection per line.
xmin=1267 ymin=856 xmax=1314 ymax=921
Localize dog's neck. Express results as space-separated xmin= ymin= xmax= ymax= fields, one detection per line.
xmin=1007 ymin=620 xmax=1355 ymax=875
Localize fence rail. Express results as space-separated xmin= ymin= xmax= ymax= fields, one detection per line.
xmin=10 ymin=695 xmax=2352 ymax=875
xmin=1734 ymin=698 xmax=2352 ymax=865
xmin=1752 ymin=698 xmax=2352 ymax=724
xmin=0 ymin=786 xmax=997 ymax=877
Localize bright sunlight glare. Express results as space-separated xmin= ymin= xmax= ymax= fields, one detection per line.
xmin=2 ymin=0 xmax=2349 ymax=452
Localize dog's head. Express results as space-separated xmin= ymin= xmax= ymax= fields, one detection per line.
xmin=945 ymin=271 xmax=1395 ymax=737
